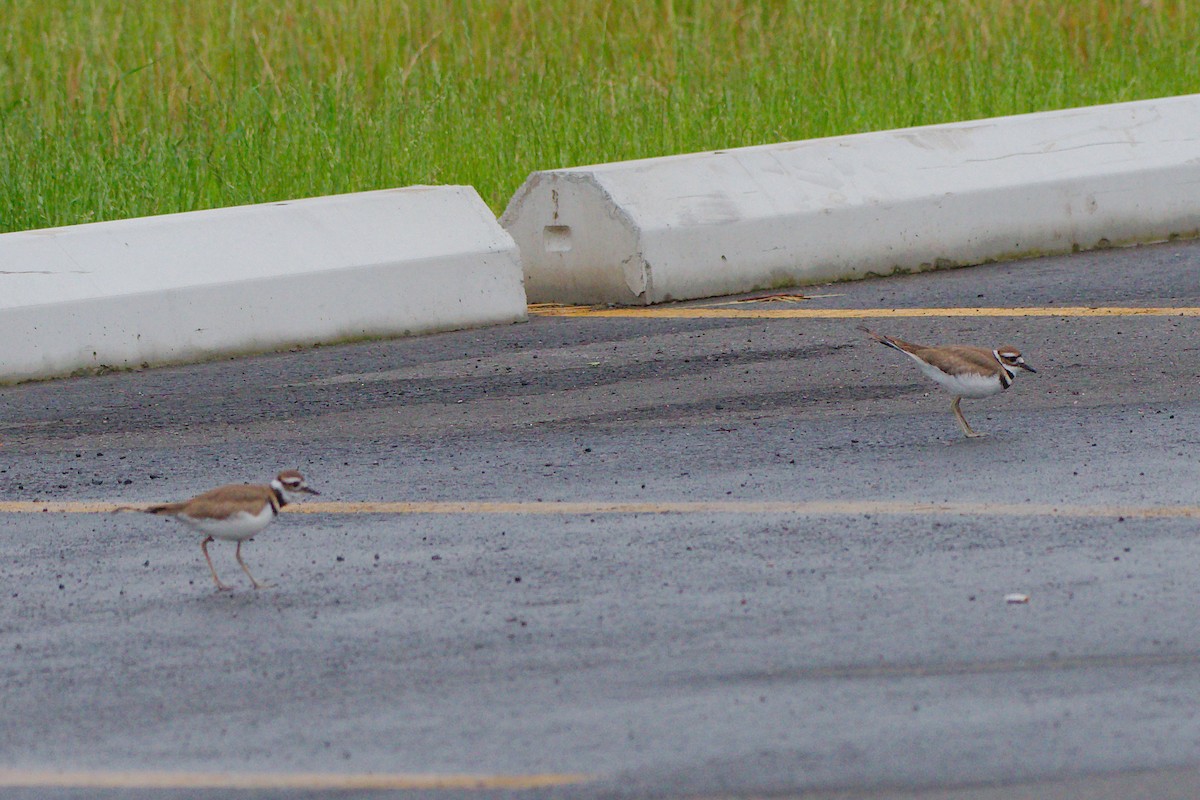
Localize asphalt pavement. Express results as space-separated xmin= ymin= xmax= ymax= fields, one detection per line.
xmin=1 ymin=239 xmax=1199 ymax=799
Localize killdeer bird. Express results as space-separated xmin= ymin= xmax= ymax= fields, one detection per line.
xmin=117 ymin=470 xmax=319 ymax=590
xmin=858 ymin=325 xmax=1036 ymax=438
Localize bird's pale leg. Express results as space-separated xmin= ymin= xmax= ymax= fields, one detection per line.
xmin=235 ymin=540 xmax=274 ymax=590
xmin=951 ymin=397 xmax=986 ymax=438
xmin=201 ymin=536 xmax=233 ymax=591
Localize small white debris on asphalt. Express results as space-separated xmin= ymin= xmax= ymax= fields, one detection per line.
xmin=1005 ymin=593 xmax=1031 ymax=604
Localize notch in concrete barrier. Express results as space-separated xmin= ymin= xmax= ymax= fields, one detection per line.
xmin=543 ymin=225 xmax=572 ymax=253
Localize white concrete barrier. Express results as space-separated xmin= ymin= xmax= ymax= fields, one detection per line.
xmin=502 ymin=94 xmax=1200 ymax=305
xmin=0 ymin=186 xmax=526 ymax=383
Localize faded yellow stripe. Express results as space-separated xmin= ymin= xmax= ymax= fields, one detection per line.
xmin=2 ymin=501 xmax=128 ymax=513
xmin=6 ymin=499 xmax=1199 ymax=519
xmin=294 ymin=500 xmax=1200 ymax=518
xmin=529 ymin=305 xmax=1200 ymax=319
xmin=0 ymin=769 xmax=590 ymax=790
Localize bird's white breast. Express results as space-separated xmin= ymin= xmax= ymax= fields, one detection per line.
xmin=916 ymin=361 xmax=1005 ymax=398
xmin=179 ymin=504 xmax=275 ymax=540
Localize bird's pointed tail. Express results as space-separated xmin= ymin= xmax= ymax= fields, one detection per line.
xmin=111 ymin=503 xmax=183 ymax=516
xmin=856 ymin=324 xmax=908 ymax=354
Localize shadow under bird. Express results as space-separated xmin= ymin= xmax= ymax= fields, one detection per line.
xmin=857 ymin=325 xmax=1036 ymax=438
xmin=116 ymin=470 xmax=319 ymax=590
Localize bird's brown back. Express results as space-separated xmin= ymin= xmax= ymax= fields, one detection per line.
xmin=908 ymin=345 xmax=1004 ymax=377
xmin=146 ymin=483 xmax=275 ymax=519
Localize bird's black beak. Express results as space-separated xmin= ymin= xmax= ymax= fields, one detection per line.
xmin=1018 ymin=362 xmax=1037 ymax=373
xmin=301 ymin=486 xmax=321 ymax=496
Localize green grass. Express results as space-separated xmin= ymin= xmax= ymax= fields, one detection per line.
xmin=2 ymin=0 xmax=1199 ymax=232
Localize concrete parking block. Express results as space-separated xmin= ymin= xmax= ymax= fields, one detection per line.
xmin=0 ymin=185 xmax=526 ymax=383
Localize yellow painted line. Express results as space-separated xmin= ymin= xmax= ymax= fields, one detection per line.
xmin=0 ymin=768 xmax=591 ymax=790
xmin=294 ymin=500 xmax=1200 ymax=518
xmin=528 ymin=304 xmax=1200 ymax=319
xmin=1 ymin=501 xmax=132 ymax=513
xmin=5 ymin=499 xmax=1200 ymax=519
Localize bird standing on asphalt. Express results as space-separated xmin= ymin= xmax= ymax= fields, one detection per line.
xmin=117 ymin=470 xmax=319 ymax=590
xmin=857 ymin=325 xmax=1036 ymax=438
